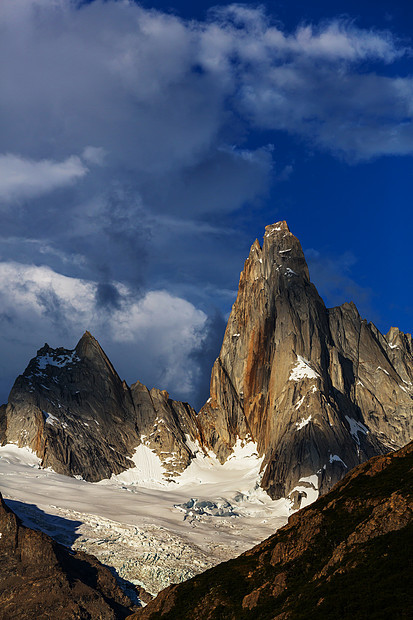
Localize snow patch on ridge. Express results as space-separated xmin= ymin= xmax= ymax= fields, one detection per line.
xmin=289 ymin=356 xmax=319 ymax=381
xmin=265 ymin=225 xmax=283 ymax=236
xmin=109 ymin=445 xmax=168 ymax=487
xmin=296 ymin=415 xmax=312 ymax=430
xmin=0 ymin=444 xmax=41 ymax=467
xmin=376 ymin=366 xmax=389 ymax=375
xmin=345 ymin=415 xmax=369 ymax=444
xmin=295 ymin=395 xmax=306 ymax=410
xmin=43 ymin=411 xmax=59 ymax=426
xmin=329 ymin=454 xmax=347 ymax=468
xmin=288 ymin=474 xmax=319 ymax=508
xmin=37 ymin=351 xmax=81 ymax=370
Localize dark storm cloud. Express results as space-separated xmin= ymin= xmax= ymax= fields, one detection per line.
xmin=190 ymin=309 xmax=227 ymax=410
xmin=95 ymin=283 xmax=122 ymax=310
xmin=36 ymin=288 xmax=72 ymax=333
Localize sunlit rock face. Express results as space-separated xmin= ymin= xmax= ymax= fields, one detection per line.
xmin=1 ymin=222 xmax=412 ymax=508
xmin=196 ymin=221 xmax=413 ymax=499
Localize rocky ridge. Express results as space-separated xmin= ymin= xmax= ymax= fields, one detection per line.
xmin=129 ymin=440 xmax=413 ymax=620
xmin=0 ymin=222 xmax=412 ymax=505
xmin=0 ymin=332 xmax=200 ymax=482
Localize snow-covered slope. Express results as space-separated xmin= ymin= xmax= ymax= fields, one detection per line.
xmin=0 ymin=442 xmax=291 ymax=595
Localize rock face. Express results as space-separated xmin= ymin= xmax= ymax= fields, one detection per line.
xmin=0 ymin=222 xmax=412 ymax=503
xmin=129 ymin=440 xmax=413 ymax=620
xmin=0 ymin=332 xmax=201 ymax=481
xmin=197 ymin=221 xmax=413 ymax=499
xmin=0 ymin=491 xmax=141 ymax=619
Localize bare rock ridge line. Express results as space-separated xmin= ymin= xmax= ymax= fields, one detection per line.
xmin=1 ymin=221 xmax=412 ymax=504
xmin=130 ymin=440 xmax=413 ymax=619
xmin=0 ymin=490 xmax=147 ymax=619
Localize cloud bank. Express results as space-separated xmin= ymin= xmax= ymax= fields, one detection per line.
xmin=0 ymin=154 xmax=88 ymax=203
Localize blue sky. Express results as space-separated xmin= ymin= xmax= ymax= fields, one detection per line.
xmin=0 ymin=0 xmax=412 ymax=408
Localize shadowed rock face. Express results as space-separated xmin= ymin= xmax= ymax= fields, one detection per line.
xmin=0 ymin=491 xmax=145 ymax=619
xmin=196 ymin=221 xmax=413 ymax=499
xmin=0 ymin=223 xmax=412 ymax=503
xmin=0 ymin=332 xmax=201 ymax=481
xmin=129 ymin=440 xmax=413 ymax=620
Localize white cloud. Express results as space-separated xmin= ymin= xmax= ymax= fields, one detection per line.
xmin=82 ymin=146 xmax=107 ymax=166
xmin=0 ymin=154 xmax=87 ymax=204
xmin=0 ymin=261 xmax=207 ymax=399
xmin=0 ymin=0 xmax=410 ymax=201
xmin=113 ymin=290 xmax=207 ymax=393
xmin=291 ymin=22 xmax=400 ymax=61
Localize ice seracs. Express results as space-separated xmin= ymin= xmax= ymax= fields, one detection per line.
xmin=345 ymin=415 xmax=369 ymax=444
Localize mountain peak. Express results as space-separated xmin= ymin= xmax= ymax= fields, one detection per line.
xmin=264 ymin=220 xmax=290 ymax=235
xmin=78 ymin=330 xmax=96 ymax=343
xmin=75 ymin=330 xmax=101 ymax=355
xmin=248 ymin=221 xmax=310 ymax=282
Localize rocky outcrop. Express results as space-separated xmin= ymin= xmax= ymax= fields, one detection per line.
xmin=129 ymin=440 xmax=413 ymax=620
xmin=0 ymin=491 xmax=145 ymax=619
xmin=0 ymin=332 xmax=201 ymax=481
xmin=196 ymin=221 xmax=413 ymax=499
xmin=131 ymin=381 xmax=201 ymax=476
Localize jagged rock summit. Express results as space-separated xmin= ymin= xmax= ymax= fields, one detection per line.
xmin=197 ymin=221 xmax=413 ymax=499
xmin=0 ymin=222 xmax=412 ymax=506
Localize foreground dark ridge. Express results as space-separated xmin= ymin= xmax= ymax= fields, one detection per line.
xmin=0 ymin=491 xmax=151 ymax=619
xmin=0 ymin=221 xmax=412 ymax=505
xmin=129 ymin=441 xmax=413 ymax=620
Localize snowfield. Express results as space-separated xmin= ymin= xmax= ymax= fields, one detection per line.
xmin=0 ymin=441 xmax=293 ymax=595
